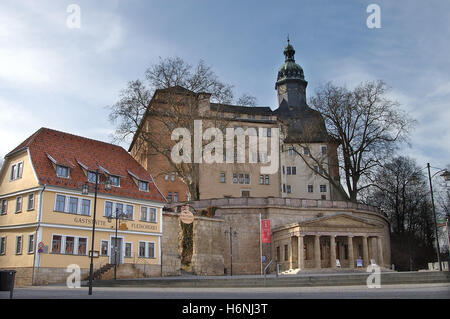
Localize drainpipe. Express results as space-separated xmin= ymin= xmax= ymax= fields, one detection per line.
xmin=31 ymin=184 xmax=46 ymax=286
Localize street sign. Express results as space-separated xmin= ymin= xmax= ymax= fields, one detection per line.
xmin=180 ymin=206 xmax=194 ymax=224
xmin=261 ymin=256 xmax=266 ymax=263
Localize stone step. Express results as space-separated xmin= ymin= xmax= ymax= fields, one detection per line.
xmin=85 ymin=271 xmax=450 ymax=288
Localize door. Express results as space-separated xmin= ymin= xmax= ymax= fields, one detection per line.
xmin=110 ymin=237 xmax=123 ymax=265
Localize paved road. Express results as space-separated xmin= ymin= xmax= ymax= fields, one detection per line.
xmin=1 ymin=283 xmax=449 ymax=299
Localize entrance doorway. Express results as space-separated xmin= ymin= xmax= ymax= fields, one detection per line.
xmin=110 ymin=237 xmax=123 ymax=265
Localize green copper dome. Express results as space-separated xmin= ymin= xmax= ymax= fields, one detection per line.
xmin=276 ymin=40 xmax=305 ymax=85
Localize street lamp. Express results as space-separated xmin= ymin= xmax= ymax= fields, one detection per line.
xmin=224 ymin=226 xmax=237 ymax=276
xmin=427 ymin=163 xmax=450 ymax=272
xmin=107 ymin=208 xmax=129 ymax=280
xmin=82 ymin=169 xmax=111 ymax=295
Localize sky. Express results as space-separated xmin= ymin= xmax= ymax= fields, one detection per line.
xmin=0 ymin=0 xmax=449 ymax=172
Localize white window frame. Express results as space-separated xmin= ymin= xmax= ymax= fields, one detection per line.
xmin=27 ymin=193 xmax=35 ymax=211
xmin=138 ymin=180 xmax=149 ymax=192
xmin=28 ymin=234 xmax=35 ymax=254
xmin=15 ymin=196 xmax=22 ymax=213
xmin=51 ymin=234 xmax=88 ymax=255
xmin=101 ymin=240 xmax=109 ymax=256
xmin=15 ymin=235 xmax=23 ymax=255
xmin=1 ymin=199 xmax=7 ymax=215
xmin=138 ymin=241 xmax=156 ymax=258
xmin=54 ymin=194 xmax=92 ymax=216
xmin=0 ymin=236 xmax=7 ymax=255
xmin=56 ymin=165 xmax=70 ymax=178
xmin=124 ymin=242 xmax=133 ymax=258
xmin=9 ymin=161 xmax=24 ymax=181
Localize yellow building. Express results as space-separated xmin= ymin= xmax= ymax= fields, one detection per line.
xmin=0 ymin=128 xmax=165 ymax=286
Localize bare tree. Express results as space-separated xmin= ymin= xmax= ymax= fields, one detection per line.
xmin=236 ymin=93 xmax=257 ymax=107
xmin=109 ymin=57 xmax=257 ymax=200
xmin=301 ymin=80 xmax=416 ymax=202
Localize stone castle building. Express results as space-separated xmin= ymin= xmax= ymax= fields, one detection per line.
xmin=131 ymin=40 xmax=391 ymax=275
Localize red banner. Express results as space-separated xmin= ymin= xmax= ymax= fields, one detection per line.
xmin=261 ymin=219 xmax=271 ymax=243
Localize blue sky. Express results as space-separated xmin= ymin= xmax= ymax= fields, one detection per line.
xmin=0 ymin=0 xmax=449 ymax=170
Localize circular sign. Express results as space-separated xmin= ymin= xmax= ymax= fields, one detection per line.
xmin=38 ymin=242 xmax=44 ymax=249
xmin=180 ymin=206 xmax=194 ymax=224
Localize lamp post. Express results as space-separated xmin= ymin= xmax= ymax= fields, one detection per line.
xmin=224 ymin=226 xmax=237 ymax=276
xmin=107 ymin=208 xmax=128 ymax=280
xmin=427 ymin=163 xmax=450 ymax=272
xmin=82 ymin=169 xmax=111 ymax=295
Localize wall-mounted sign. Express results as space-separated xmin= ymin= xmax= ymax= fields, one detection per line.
xmin=180 ymin=206 xmax=194 ymax=224
xmin=119 ymin=223 xmax=128 ymax=231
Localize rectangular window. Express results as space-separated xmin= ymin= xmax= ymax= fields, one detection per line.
xmin=28 ymin=234 xmax=34 ymax=254
xmin=125 ymin=243 xmax=132 ymax=258
xmin=303 ymin=147 xmax=310 ymax=156
xmin=126 ymin=205 xmax=134 ymax=220
xmin=292 ymin=167 xmax=296 ymax=175
xmin=1 ymin=199 xmax=7 ymax=215
xmin=65 ymin=236 xmax=75 ymax=254
xmin=245 ymin=174 xmax=250 ymax=184
xmin=55 ymin=195 xmax=66 ymax=212
xmin=320 ymin=185 xmax=327 ymax=193
xmin=15 ymin=197 xmax=22 ymax=213
xmin=287 ymin=167 xmax=291 ymax=175
xmin=308 ymin=185 xmax=314 ymax=193
xmin=139 ymin=242 xmax=146 ymax=257
xmin=15 ymin=236 xmax=22 ymax=255
xmin=260 ymin=175 xmax=264 ymax=184
xmin=52 ymin=235 xmax=62 ymax=254
xmin=10 ymin=162 xmax=23 ymax=181
xmin=321 ymin=146 xmax=328 ymax=155
xmin=220 ymin=172 xmax=226 ymax=183
xmin=173 ymin=192 xmax=178 ymax=203
xmin=105 ymin=201 xmax=113 ymax=217
xmin=139 ymin=180 xmax=149 ymax=192
xmin=276 ymin=246 xmax=280 ymax=261
xmin=87 ymin=171 xmax=97 ymax=183
xmin=282 ymin=166 xmax=285 ymax=175
xmin=147 ymin=242 xmax=155 ymax=258
xmin=0 ymin=237 xmax=6 ymax=255
xmin=110 ymin=175 xmax=120 ymax=187
xmin=265 ymin=175 xmax=270 ymax=185
xmin=101 ymin=241 xmax=109 ymax=256
xmin=81 ymin=199 xmax=90 ymax=216
xmin=239 ymin=174 xmax=244 ymax=184
xmin=167 ymin=192 xmax=172 ymax=203
xmin=171 ymin=172 xmax=176 ymax=182
xmin=56 ymin=165 xmax=69 ymax=178
xmin=78 ymin=238 xmax=87 ymax=255
xmin=287 ymin=185 xmax=291 ymax=193
xmin=68 ymin=197 xmax=78 ymax=214
xmin=27 ymin=194 xmax=35 ymax=211
xmin=284 ymin=244 xmax=289 ymax=261
xmin=140 ymin=206 xmax=148 ymax=221
xmin=164 ymin=173 xmax=169 ymax=181
xmin=283 ymin=184 xmax=286 ymax=193
xmin=149 ymin=208 xmax=157 ymax=222
xmin=115 ymin=203 xmax=124 ymax=216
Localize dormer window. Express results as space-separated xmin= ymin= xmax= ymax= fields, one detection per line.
xmin=138 ymin=180 xmax=149 ymax=192
xmin=87 ymin=171 xmax=97 ymax=183
xmin=109 ymin=175 xmax=120 ymax=187
xmin=56 ymin=165 xmax=69 ymax=178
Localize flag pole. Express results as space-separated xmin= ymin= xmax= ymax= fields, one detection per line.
xmin=259 ymin=213 xmax=263 ymax=275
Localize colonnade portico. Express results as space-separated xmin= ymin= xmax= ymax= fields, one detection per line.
xmin=272 ymin=213 xmax=387 ymax=271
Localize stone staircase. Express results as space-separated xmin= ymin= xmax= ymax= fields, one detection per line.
xmin=92 ymin=264 xmax=115 ymax=280
xmin=86 ymin=270 xmax=450 ymax=288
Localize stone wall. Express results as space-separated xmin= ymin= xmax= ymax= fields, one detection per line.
xmin=0 ymin=267 xmax=90 ymax=287
xmin=191 ymin=216 xmax=225 ymax=275
xmin=168 ymin=197 xmax=390 ymax=275
xmin=161 ymin=212 xmax=182 ymax=276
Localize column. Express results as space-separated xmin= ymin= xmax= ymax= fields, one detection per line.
xmin=314 ymin=235 xmax=321 ymax=269
xmin=377 ymin=237 xmax=384 ymax=268
xmin=297 ymin=235 xmax=305 ymax=270
xmin=289 ymin=236 xmax=295 ymax=269
xmin=362 ymin=236 xmax=369 ymax=267
xmin=330 ymin=235 xmax=336 ymax=269
xmin=348 ymin=236 xmax=354 ymax=269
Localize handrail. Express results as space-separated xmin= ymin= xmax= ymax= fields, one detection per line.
xmin=263 ymin=259 xmax=273 ymax=287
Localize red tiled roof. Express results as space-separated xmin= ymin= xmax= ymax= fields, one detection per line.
xmin=11 ymin=128 xmax=165 ymax=203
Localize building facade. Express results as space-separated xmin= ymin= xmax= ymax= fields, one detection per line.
xmin=130 ymin=41 xmax=344 ymax=203
xmin=0 ymin=128 xmax=165 ymax=285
